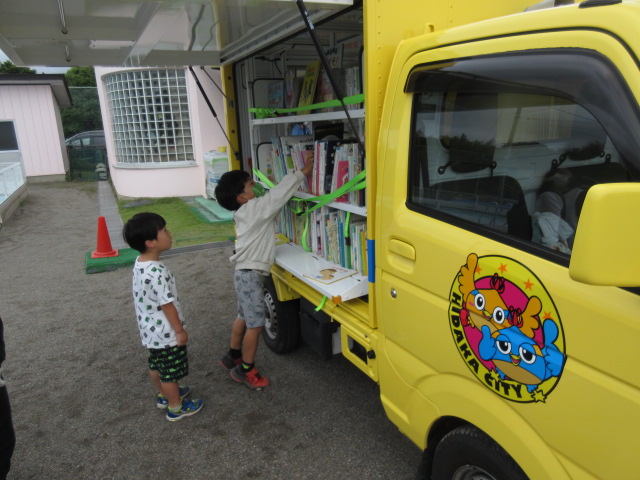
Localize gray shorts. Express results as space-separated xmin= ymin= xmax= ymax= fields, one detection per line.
xmin=234 ymin=269 xmax=266 ymax=328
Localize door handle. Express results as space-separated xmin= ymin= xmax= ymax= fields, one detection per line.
xmin=388 ymin=238 xmax=416 ymax=261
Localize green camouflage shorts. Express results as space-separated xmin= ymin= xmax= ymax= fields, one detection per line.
xmin=148 ymin=345 xmax=189 ymax=382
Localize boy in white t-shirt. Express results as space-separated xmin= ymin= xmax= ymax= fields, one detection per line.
xmin=123 ymin=212 xmax=204 ymax=421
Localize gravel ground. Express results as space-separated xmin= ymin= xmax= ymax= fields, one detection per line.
xmin=0 ymin=182 xmax=422 ymax=479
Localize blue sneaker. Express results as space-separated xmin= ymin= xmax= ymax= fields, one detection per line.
xmin=156 ymin=385 xmax=191 ymax=409
xmin=166 ymin=398 xmax=204 ymax=421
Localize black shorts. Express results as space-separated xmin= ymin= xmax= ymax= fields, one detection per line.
xmin=148 ymin=345 xmax=189 ymax=382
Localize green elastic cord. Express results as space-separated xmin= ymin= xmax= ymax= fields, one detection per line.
xmin=253 ymin=168 xmax=275 ymax=188
xmin=253 ymin=168 xmax=366 ymax=253
xmin=249 ymin=94 xmax=364 ymax=119
xmin=315 ymin=296 xmax=328 ymax=312
xmin=304 ymin=169 xmax=366 ymax=215
xmin=299 ymin=170 xmax=366 ymax=252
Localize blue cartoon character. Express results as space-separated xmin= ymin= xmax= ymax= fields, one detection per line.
xmin=478 ymin=319 xmax=565 ymax=393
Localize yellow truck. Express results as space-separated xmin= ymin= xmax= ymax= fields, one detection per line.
xmin=219 ymin=1 xmax=640 ymax=478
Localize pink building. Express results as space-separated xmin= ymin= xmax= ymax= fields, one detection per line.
xmin=95 ymin=66 xmax=227 ymax=199
xmin=0 ymin=74 xmax=71 ymax=181
xmin=0 ymin=74 xmax=72 ymax=223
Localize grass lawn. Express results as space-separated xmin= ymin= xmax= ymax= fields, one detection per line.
xmin=117 ymin=197 xmax=234 ymax=248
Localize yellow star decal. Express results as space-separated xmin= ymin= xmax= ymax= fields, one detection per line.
xmin=532 ymin=389 xmax=548 ymax=403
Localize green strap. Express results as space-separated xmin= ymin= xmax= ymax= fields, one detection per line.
xmin=252 ymin=168 xmax=366 ymax=253
xmin=253 ymin=168 xmax=275 ymax=188
xmin=315 ymin=296 xmax=328 ymax=312
xmin=298 ymin=171 xmax=366 ymax=252
xmin=249 ymin=94 xmax=364 ymax=119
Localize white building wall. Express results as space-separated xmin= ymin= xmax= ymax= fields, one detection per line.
xmin=0 ymin=85 xmax=68 ymax=179
xmin=95 ymin=66 xmax=227 ymax=199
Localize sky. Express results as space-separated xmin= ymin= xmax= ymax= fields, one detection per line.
xmin=0 ymin=50 xmax=70 ymax=74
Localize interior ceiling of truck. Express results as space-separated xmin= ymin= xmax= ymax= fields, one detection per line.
xmin=0 ymin=0 xmax=356 ymax=68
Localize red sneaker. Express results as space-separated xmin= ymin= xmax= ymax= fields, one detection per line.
xmin=218 ymin=352 xmax=242 ymax=370
xmin=230 ymin=365 xmax=270 ymax=390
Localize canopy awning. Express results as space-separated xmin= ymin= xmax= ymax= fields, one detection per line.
xmin=0 ymin=0 xmax=353 ymax=68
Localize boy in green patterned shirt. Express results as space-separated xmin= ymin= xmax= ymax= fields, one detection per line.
xmin=123 ymin=212 xmax=204 ymax=421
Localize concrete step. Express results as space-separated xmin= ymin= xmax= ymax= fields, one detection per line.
xmin=189 ymin=197 xmax=233 ymax=223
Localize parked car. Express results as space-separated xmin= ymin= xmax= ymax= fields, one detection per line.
xmin=65 ymin=130 xmax=105 ymax=148
xmin=65 ymin=130 xmax=107 ymax=180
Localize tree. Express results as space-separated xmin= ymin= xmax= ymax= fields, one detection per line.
xmin=61 ymin=67 xmax=102 ymax=138
xmin=0 ymin=60 xmax=36 ymax=74
xmin=65 ymin=66 xmax=96 ymax=86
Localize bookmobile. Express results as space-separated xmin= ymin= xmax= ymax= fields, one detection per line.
xmin=215 ymin=0 xmax=640 ymax=478
xmin=5 ymin=0 xmax=639 ymax=477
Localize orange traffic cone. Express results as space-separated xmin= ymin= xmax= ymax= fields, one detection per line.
xmin=91 ymin=216 xmax=119 ymax=258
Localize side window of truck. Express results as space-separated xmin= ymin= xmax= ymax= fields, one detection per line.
xmin=406 ymin=50 xmax=640 ymax=258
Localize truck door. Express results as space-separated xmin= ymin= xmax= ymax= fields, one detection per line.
xmin=376 ymin=25 xmax=640 ymax=479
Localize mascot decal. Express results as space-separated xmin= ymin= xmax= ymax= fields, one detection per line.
xmin=449 ymin=253 xmax=566 ymax=402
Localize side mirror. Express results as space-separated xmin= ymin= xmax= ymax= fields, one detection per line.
xmin=569 ymin=183 xmax=640 ymax=287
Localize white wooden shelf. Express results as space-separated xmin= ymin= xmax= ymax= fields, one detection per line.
xmin=293 ymin=191 xmax=367 ymax=216
xmin=274 ymin=242 xmax=368 ymax=302
xmin=251 ymin=109 xmax=364 ymax=126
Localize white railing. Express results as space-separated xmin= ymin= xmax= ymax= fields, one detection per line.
xmin=0 ymin=162 xmax=26 ymax=204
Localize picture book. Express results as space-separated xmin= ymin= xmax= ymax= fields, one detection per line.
xmin=331 ymin=148 xmax=351 ymax=202
xmin=297 ymin=60 xmax=321 ymax=114
xmin=267 ymin=81 xmax=284 ymax=109
xmin=303 ymin=263 xmax=355 ymax=285
xmin=284 ymin=68 xmax=303 ymax=109
xmin=314 ymin=67 xmax=335 ymax=112
xmin=278 ymin=135 xmax=313 ymax=174
xmin=313 ymin=122 xmax=344 ymax=141
xmin=325 ymin=44 xmax=344 ymax=69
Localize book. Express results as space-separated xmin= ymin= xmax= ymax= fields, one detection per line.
xmin=313 ymin=122 xmax=344 ymax=141
xmin=303 ymin=265 xmax=355 ymax=285
xmin=278 ymin=135 xmax=313 ymax=175
xmin=284 ymin=68 xmax=303 ymax=110
xmin=267 ymin=81 xmax=284 ymax=109
xmin=297 ymin=60 xmax=321 ymax=114
xmin=344 ymin=65 xmax=362 ymax=110
xmin=325 ymin=45 xmax=344 ymax=69
xmin=331 ymin=146 xmax=351 ymax=202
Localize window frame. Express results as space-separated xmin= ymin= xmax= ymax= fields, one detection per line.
xmin=405 ymin=48 xmax=640 ymax=264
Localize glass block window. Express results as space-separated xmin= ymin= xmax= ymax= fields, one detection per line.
xmin=104 ymin=69 xmax=193 ymax=165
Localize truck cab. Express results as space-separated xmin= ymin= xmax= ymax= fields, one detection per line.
xmin=376 ymin=1 xmax=640 ymax=478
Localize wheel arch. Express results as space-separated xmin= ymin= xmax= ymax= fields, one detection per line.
xmin=409 ymin=375 xmax=572 ymax=480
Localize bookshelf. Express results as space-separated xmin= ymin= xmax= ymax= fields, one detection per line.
xmin=251 ymin=108 xmax=365 ymax=126
xmin=294 ymin=191 xmax=366 ymax=216
xmin=274 ymin=242 xmax=368 ymax=303
xmin=245 ymin=25 xmax=366 ymax=302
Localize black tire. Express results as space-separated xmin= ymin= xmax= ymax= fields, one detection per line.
xmin=261 ymin=276 xmax=300 ymax=354
xmin=429 ymin=426 xmax=529 ymax=480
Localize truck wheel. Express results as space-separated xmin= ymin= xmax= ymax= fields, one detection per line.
xmin=262 ymin=276 xmax=300 ymax=354
xmin=429 ymin=426 xmax=529 ymax=480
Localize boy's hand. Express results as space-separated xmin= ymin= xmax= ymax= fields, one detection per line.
xmin=301 ymin=156 xmax=314 ymax=176
xmin=175 ymin=329 xmax=189 ymax=346
xmin=161 ymin=302 xmax=188 ymax=345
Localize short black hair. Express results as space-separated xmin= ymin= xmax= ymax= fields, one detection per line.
xmin=122 ymin=212 xmax=166 ymax=253
xmin=215 ymin=170 xmax=251 ymax=211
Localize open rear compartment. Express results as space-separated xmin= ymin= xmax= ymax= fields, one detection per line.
xmin=227 ymin=2 xmax=375 ymax=369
